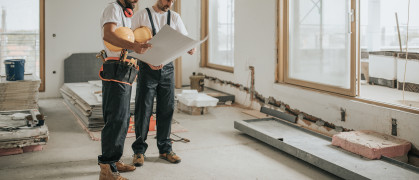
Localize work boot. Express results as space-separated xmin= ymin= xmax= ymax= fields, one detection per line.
xmin=99 ymin=163 xmax=128 ymax=180
xmin=132 ymin=153 xmax=145 ymax=167
xmin=159 ymin=151 xmax=181 ymax=164
xmin=116 ymin=160 xmax=136 ymax=172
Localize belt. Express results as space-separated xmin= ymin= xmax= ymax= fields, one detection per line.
xmin=99 ymin=57 xmax=139 ymax=86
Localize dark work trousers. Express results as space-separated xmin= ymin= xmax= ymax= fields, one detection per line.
xmin=132 ymin=61 xmax=175 ymax=155
xmin=98 ymin=80 xmax=132 ymax=172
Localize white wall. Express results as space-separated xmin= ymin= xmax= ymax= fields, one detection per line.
xmin=397 ymin=58 xmax=419 ymax=84
xmin=369 ymin=54 xmax=397 ymax=80
xmin=180 ymin=0 xmax=201 ymax=84
xmin=41 ymin=0 xmax=114 ymax=98
xmin=42 ymin=0 xmax=419 ymax=148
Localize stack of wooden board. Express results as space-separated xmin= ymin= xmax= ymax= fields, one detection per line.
xmin=0 ymin=74 xmax=41 ymax=111
xmin=0 ymin=109 xmax=49 ymax=156
xmin=60 ymin=81 xmax=138 ymax=131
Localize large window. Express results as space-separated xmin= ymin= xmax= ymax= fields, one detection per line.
xmin=201 ymin=0 xmax=235 ymax=72
xmin=359 ymin=0 xmax=419 ymax=111
xmin=278 ymin=0 xmax=357 ymax=96
xmin=360 ymin=0 xmax=419 ymax=53
xmin=0 ymin=0 xmax=44 ymax=91
xmin=278 ymin=0 xmax=419 ymax=112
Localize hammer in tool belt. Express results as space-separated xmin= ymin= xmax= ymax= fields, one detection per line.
xmin=96 ymin=50 xmax=107 ymax=62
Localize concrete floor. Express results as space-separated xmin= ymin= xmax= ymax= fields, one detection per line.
xmin=0 ymin=98 xmax=340 ymax=180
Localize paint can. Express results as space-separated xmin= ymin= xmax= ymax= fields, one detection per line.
xmin=4 ymin=59 xmax=25 ymax=81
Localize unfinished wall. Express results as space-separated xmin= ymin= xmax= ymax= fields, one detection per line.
xmin=196 ymin=0 xmax=419 ymax=148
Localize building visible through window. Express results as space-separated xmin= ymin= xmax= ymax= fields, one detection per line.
xmin=0 ymin=0 xmax=40 ymax=78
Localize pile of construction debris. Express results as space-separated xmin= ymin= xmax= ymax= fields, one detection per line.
xmin=0 ymin=74 xmax=41 ymax=111
xmin=0 ymin=109 xmax=49 ymax=156
xmin=60 ymin=81 xmax=138 ymax=131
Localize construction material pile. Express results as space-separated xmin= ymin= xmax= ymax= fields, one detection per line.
xmin=176 ymin=90 xmax=219 ymax=115
xmin=0 ymin=109 xmax=49 ymax=156
xmin=0 ymin=74 xmax=41 ymax=111
xmin=60 ymin=81 xmax=138 ymax=131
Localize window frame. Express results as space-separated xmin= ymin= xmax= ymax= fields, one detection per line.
xmin=277 ymin=0 xmax=357 ymax=97
xmin=39 ymin=0 xmax=45 ymax=92
xmin=0 ymin=0 xmax=45 ymax=91
xmin=200 ymin=0 xmax=234 ymax=73
xmin=277 ymin=0 xmax=419 ymax=114
xmin=173 ymin=0 xmax=182 ymax=88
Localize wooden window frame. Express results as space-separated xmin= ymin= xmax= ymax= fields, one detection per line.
xmin=39 ymin=0 xmax=45 ymax=92
xmin=277 ymin=0 xmax=357 ymax=97
xmin=200 ymin=0 xmax=234 ymax=73
xmin=277 ymin=0 xmax=419 ymax=114
xmin=173 ymin=0 xmax=182 ymax=88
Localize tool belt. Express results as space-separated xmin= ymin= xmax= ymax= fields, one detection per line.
xmin=98 ymin=49 xmax=139 ymax=86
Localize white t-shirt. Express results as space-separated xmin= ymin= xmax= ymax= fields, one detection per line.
xmin=131 ymin=7 xmax=188 ymax=36
xmin=100 ymin=2 xmax=132 ymax=58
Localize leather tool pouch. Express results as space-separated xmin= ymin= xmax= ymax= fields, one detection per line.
xmin=100 ymin=60 xmax=139 ymax=85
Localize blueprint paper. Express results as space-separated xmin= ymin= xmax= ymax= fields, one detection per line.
xmin=128 ymin=25 xmax=208 ymax=66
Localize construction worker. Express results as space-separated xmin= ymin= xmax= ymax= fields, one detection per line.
xmin=131 ymin=0 xmax=195 ymax=167
xmin=98 ymin=0 xmax=151 ymax=179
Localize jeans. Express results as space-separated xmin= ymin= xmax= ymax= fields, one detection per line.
xmin=132 ymin=61 xmax=175 ymax=154
xmin=98 ymin=80 xmax=132 ymax=170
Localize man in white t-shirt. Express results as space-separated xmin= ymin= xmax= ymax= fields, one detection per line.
xmin=131 ymin=0 xmax=195 ymax=166
xmin=98 ymin=0 xmax=151 ymax=179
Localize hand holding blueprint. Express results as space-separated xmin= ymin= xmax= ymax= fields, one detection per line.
xmin=128 ymin=25 xmax=208 ymax=66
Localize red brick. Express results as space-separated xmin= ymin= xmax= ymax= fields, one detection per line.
xmin=0 ymin=148 xmax=23 ymax=156
xmin=23 ymin=145 xmax=43 ymax=153
xmin=332 ymin=130 xmax=411 ymax=159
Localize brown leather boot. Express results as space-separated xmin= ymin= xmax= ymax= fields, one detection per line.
xmin=159 ymin=151 xmax=181 ymax=164
xmin=116 ymin=160 xmax=136 ymax=172
xmin=132 ymin=153 xmax=145 ymax=167
xmin=99 ymin=163 xmax=128 ymax=180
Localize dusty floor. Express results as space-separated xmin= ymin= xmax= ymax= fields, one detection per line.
xmin=0 ymin=98 xmax=340 ymax=180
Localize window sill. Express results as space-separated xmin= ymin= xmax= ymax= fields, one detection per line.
xmin=273 ymin=82 xmax=419 ymax=114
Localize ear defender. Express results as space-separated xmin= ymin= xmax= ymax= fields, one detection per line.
xmin=117 ymin=0 xmax=134 ymax=18
xmin=124 ymin=8 xmax=133 ymax=17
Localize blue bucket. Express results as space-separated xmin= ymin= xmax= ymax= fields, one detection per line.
xmin=4 ymin=59 xmax=25 ymax=81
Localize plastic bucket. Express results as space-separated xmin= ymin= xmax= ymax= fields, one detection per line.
xmin=4 ymin=59 xmax=25 ymax=81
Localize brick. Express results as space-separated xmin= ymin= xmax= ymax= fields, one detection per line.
xmin=0 ymin=147 xmax=23 ymax=156
xmin=332 ymin=130 xmax=411 ymax=159
xmin=23 ymin=145 xmax=43 ymax=153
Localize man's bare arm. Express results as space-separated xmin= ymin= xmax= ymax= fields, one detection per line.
xmin=103 ymin=23 xmax=151 ymax=54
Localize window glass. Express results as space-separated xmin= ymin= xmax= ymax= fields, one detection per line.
xmin=0 ymin=0 xmax=40 ymax=77
xmin=208 ymin=0 xmax=235 ymax=67
xmin=288 ymin=0 xmax=351 ymax=89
